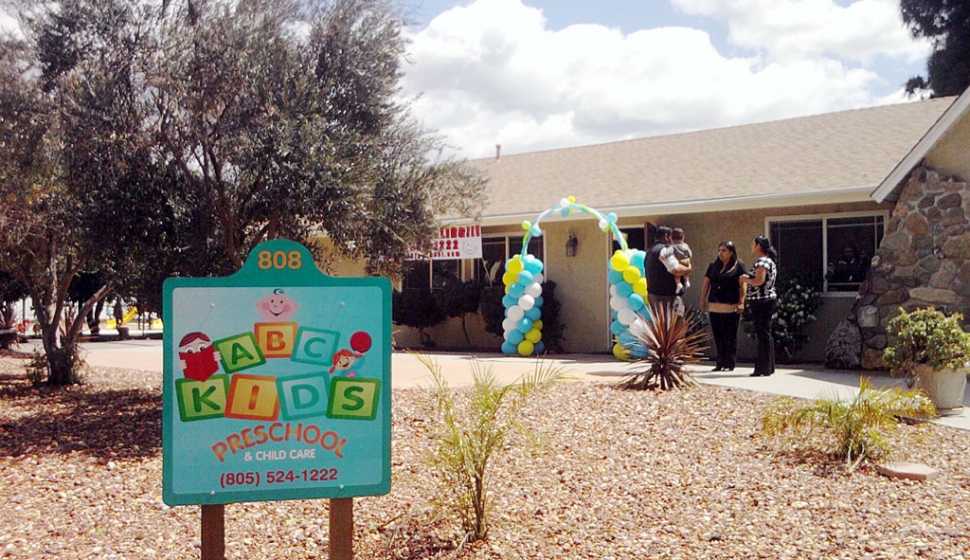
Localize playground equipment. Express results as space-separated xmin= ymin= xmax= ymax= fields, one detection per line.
xmin=106 ymin=306 xmax=138 ymax=329
xmin=500 ymin=197 xmax=648 ymax=359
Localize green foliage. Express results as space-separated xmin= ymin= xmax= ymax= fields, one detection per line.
xmin=901 ymin=0 xmax=970 ymax=97
xmin=434 ymin=277 xmax=482 ymax=347
xmin=742 ymin=270 xmax=823 ymax=363
xmin=623 ymin=302 xmax=710 ymax=391
xmin=761 ymin=378 xmax=936 ymax=470
xmin=883 ymin=306 xmax=970 ymax=379
xmin=478 ymin=285 xmax=506 ymax=338
xmin=392 ymin=289 xmax=445 ymax=347
xmin=418 ymin=354 xmax=567 ymax=541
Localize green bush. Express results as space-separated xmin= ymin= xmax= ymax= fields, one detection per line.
xmin=392 ymin=289 xmax=445 ymax=347
xmin=884 ymin=306 xmax=970 ymax=378
xmin=760 ymin=377 xmax=935 ymax=470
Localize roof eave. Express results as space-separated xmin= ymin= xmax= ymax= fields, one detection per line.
xmin=871 ymin=90 xmax=970 ymax=203
xmin=444 ymin=185 xmax=880 ymax=227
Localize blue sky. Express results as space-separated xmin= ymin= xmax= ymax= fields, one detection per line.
xmin=397 ymin=0 xmax=932 ymax=158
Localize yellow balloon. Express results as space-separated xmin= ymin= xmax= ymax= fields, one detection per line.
xmin=610 ymin=252 xmax=629 ymax=272
xmin=525 ymin=328 xmax=541 ymax=343
xmin=533 ymin=319 xmax=543 ymax=331
xmin=634 ymin=278 xmax=648 ymax=296
xmin=623 ymin=265 xmax=641 ymax=284
xmin=507 ymin=257 xmax=523 ymax=274
xmin=521 ymin=220 xmax=531 ymax=230
xmin=502 ymin=271 xmax=516 ymax=286
xmin=612 ymin=342 xmax=630 ymax=360
xmin=567 ymin=195 xmax=575 ymax=203
xmin=517 ymin=340 xmax=535 ymax=356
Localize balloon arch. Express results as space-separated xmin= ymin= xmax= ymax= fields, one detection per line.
xmin=499 ymin=197 xmax=649 ymax=360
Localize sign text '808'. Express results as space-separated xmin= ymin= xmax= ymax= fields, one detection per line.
xmin=257 ymin=250 xmax=302 ymax=270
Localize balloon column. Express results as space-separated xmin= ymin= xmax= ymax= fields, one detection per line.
xmin=499 ymin=254 xmax=546 ymax=356
xmin=499 ymin=196 xmax=648 ymax=359
xmin=608 ymin=249 xmax=649 ymax=359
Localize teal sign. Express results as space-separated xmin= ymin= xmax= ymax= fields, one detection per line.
xmin=162 ymin=239 xmax=391 ymax=505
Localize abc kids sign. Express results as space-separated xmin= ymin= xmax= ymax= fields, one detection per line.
xmin=162 ymin=239 xmax=391 ymax=506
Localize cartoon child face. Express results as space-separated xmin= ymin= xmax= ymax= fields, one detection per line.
xmin=255 ymin=288 xmax=299 ymax=321
xmin=328 ymin=348 xmax=362 ymax=376
xmin=179 ymin=331 xmax=220 ymax=381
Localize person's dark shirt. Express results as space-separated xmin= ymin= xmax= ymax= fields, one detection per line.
xmin=646 ymin=242 xmax=678 ymax=297
xmin=705 ymin=259 xmax=746 ymax=305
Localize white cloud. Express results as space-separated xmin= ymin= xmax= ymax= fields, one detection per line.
xmin=401 ymin=0 xmax=932 ymax=158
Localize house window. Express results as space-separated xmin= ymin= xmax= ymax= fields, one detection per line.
xmin=768 ymin=213 xmax=884 ymax=294
xmin=475 ymin=235 xmax=544 ymax=284
xmin=401 ymin=259 xmax=460 ymax=291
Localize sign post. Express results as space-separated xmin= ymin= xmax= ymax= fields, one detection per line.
xmin=162 ymin=239 xmax=391 ymax=559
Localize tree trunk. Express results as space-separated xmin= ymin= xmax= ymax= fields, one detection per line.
xmin=45 ymin=344 xmax=80 ymax=386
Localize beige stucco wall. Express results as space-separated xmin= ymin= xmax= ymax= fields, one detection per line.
xmin=925 ymin=111 xmax=970 ymax=180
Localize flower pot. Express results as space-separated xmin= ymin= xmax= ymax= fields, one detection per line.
xmin=913 ymin=364 xmax=967 ymax=417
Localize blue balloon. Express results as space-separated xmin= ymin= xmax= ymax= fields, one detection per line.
xmin=502 ymin=294 xmax=518 ymax=308
xmin=507 ymin=282 xmax=525 ymax=298
xmin=618 ymin=331 xmax=635 ymax=344
xmin=610 ymin=320 xmax=625 ymax=335
xmin=517 ymin=270 xmax=534 ymax=285
xmin=530 ymin=225 xmax=542 ymax=237
xmin=507 ymin=329 xmax=524 ymax=344
xmin=524 ymin=257 xmax=543 ymax=274
xmin=630 ymin=345 xmax=648 ymax=358
xmin=501 ymin=341 xmax=517 ymax=355
xmin=617 ymin=283 xmax=633 ymax=297
xmin=534 ymin=296 xmax=544 ymax=307
xmin=630 ymin=251 xmax=645 ymax=269
xmin=516 ymin=317 xmax=533 ymax=333
xmin=628 ymin=293 xmax=645 ymax=310
xmin=525 ymin=306 xmax=542 ymax=320
xmin=534 ymin=341 xmax=545 ymax=354
xmin=607 ymin=270 xmax=624 ymax=285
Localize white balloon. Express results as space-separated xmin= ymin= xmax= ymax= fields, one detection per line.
xmin=507 ymin=305 xmax=525 ymax=321
xmin=609 ymin=284 xmax=618 ymax=297
xmin=518 ymin=295 xmax=535 ymax=310
xmin=610 ymin=295 xmax=629 ymax=311
xmin=630 ymin=317 xmax=645 ymax=331
xmin=618 ymin=308 xmax=636 ymax=325
xmin=525 ymin=282 xmax=542 ymax=298
xmin=534 ymin=272 xmax=544 ymax=284
xmin=502 ymin=317 xmax=518 ymax=332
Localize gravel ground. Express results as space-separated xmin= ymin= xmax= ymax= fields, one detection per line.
xmin=1 ymin=355 xmax=970 ymax=559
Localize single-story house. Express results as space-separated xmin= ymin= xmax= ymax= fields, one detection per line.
xmin=396 ymin=88 xmax=970 ymax=364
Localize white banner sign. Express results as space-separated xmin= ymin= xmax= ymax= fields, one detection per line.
xmin=407 ymin=225 xmax=482 ymax=260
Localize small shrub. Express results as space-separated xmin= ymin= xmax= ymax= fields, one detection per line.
xmin=392 ymin=288 xmax=446 ymax=347
xmin=883 ymin=306 xmax=970 ymax=379
xmin=622 ymin=302 xmax=710 ymax=390
xmin=418 ymin=354 xmax=567 ymax=542
xmin=742 ymin=270 xmax=822 ymax=363
xmin=760 ymin=377 xmax=936 ymax=470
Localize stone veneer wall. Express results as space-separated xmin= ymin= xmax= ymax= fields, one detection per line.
xmin=826 ymin=165 xmax=970 ymax=370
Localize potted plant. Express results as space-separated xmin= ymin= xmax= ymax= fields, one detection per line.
xmin=884 ymin=306 xmax=970 ymax=416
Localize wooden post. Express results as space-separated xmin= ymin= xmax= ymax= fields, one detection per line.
xmin=329 ymin=498 xmax=354 ymax=560
xmin=201 ymin=504 xmax=225 ymax=560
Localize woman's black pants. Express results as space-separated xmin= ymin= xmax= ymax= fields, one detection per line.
xmin=749 ymin=298 xmax=778 ymax=375
xmin=708 ymin=311 xmax=739 ymax=369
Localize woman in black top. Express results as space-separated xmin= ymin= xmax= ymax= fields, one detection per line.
xmin=699 ymin=241 xmax=746 ymax=371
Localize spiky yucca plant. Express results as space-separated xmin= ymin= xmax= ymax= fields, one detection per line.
xmin=418 ymin=354 xmax=568 ymax=541
xmin=622 ymin=302 xmax=711 ymax=390
xmin=760 ymin=377 xmax=936 ymax=470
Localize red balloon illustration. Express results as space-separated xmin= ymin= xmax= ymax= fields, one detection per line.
xmin=350 ymin=331 xmax=372 ymax=353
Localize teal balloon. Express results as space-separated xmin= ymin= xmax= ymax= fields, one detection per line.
xmin=501 ymin=341 xmax=516 ymax=355
xmin=516 ymin=317 xmax=533 ymax=333
xmin=630 ymin=251 xmax=645 ymax=269
xmin=610 ymin=320 xmax=625 ymax=335
xmin=517 ymin=270 xmax=534 ymax=285
xmin=534 ymin=341 xmax=545 ymax=354
xmin=618 ymin=331 xmax=635 ymax=344
xmin=628 ymin=293 xmax=645 ymax=310
xmin=525 ymin=257 xmax=543 ymax=274
xmin=502 ymin=294 xmax=517 ymax=307
xmin=507 ymin=329 xmax=524 ymax=344
xmin=507 ymin=282 xmax=525 ymax=298
xmin=525 ymin=306 xmax=542 ymax=320
xmin=617 ymin=283 xmax=633 ymax=297
xmin=534 ymin=296 xmax=544 ymax=307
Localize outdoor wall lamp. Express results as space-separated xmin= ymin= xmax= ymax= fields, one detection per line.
xmin=565 ymin=233 xmax=578 ymax=257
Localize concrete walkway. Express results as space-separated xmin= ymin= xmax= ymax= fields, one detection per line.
xmin=71 ymin=338 xmax=970 ymax=431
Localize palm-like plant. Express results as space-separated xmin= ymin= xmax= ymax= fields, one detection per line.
xmin=760 ymin=377 xmax=936 ymax=470
xmin=621 ymin=302 xmax=710 ymax=390
xmin=418 ymin=354 xmax=567 ymax=541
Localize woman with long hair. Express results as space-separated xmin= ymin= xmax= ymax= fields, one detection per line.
xmin=699 ymin=241 xmax=746 ymax=371
xmin=739 ymin=235 xmax=778 ymax=376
